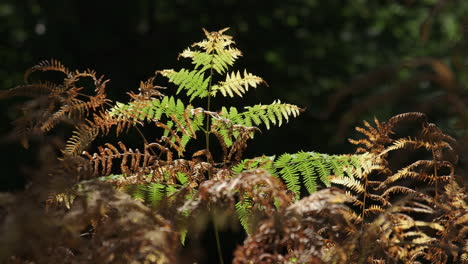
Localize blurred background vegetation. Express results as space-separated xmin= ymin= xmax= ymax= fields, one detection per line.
xmin=2 ymin=0 xmax=468 ymax=191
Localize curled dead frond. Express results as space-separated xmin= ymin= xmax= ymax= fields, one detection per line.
xmin=24 ymin=59 xmax=70 ymax=81
xmin=338 ymin=113 xmax=459 ymax=223
xmin=2 ymin=60 xmax=111 ymax=152
xmin=44 ymin=182 xmax=179 ymax=263
xmin=234 ymin=188 xmax=357 ymax=264
xmin=180 ymin=169 xmax=292 ymax=216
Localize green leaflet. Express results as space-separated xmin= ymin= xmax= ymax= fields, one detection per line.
xmin=235 ymin=197 xmax=253 ymax=234
xmin=109 ymin=95 xmax=204 ymax=152
xmin=214 ymin=102 xmax=302 ymax=147
xmin=275 ymin=153 xmax=301 ymax=199
xmin=159 ymin=69 xmax=211 ymax=101
xmin=234 ymin=152 xmax=370 ymax=199
xmin=220 ymin=101 xmax=301 ymax=128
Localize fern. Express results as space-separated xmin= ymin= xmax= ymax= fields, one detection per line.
xmin=234 ymin=151 xmax=372 ymax=200
xmin=218 ymin=100 xmax=301 ymax=129
xmin=110 ymin=95 xmax=205 ymax=152
xmin=106 ymin=28 xmax=302 ymax=159
xmin=4 ymin=25 xmax=468 ymax=264
xmin=158 ymin=27 xmax=249 ymax=102
xmin=235 ymin=197 xmax=253 ymax=234
xmin=231 ymin=156 xmax=276 ymax=175
xmin=211 ymin=70 xmax=264 ymax=98
xmin=158 ymin=69 xmax=211 ymax=101
xmin=147 ymin=183 xmax=166 ymax=206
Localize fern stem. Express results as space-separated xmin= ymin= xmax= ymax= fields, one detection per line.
xmin=204 ymin=66 xmax=214 ymax=155
xmin=205 ymin=51 xmax=224 ymax=264
xmin=432 ymin=148 xmax=439 ymax=199
xmin=361 ymin=176 xmax=368 ymax=229
xmin=213 ymin=216 xmax=225 ymax=264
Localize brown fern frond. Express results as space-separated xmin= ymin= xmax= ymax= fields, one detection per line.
xmin=125 ymin=77 xmax=165 ymax=101
xmin=346 ymin=113 xmax=459 ymax=224
xmin=212 ymin=130 xmax=228 ymax=162
xmin=62 ymin=125 xmax=99 ymax=157
xmin=181 ymin=169 xmax=292 ymax=216
xmin=350 ymin=119 xmax=392 ymax=155
xmin=83 ymin=140 xmax=211 ymax=188
xmin=86 ymin=141 xmax=154 ymax=177
xmin=381 ymin=137 xmax=452 ymax=156
xmin=330 ymin=175 xmax=365 ymax=193
xmin=147 ymin=142 xmax=173 ymax=162
xmin=0 ymin=82 xmax=57 ymax=99
xmin=225 ymin=125 xmax=260 ymax=164
xmin=233 ymin=188 xmax=356 ymax=264
xmin=183 ymin=108 xmax=197 ymax=138
xmin=364 ymin=205 xmax=385 ymax=216
xmin=385 ymin=112 xmax=428 ymax=129
xmin=62 ymin=69 xmax=109 ymax=97
xmin=430 ymin=180 xmax=468 ymax=262
xmin=192 ymin=149 xmax=214 ymax=164
xmin=421 ymin=122 xmax=456 ymax=144
xmin=24 ymin=59 xmax=70 ymax=81
xmin=169 ymin=113 xmax=190 ymax=137
xmin=156 ymin=123 xmax=184 ymax=155
xmin=62 ymin=112 xmax=119 ymax=157
xmin=381 ymin=186 xmax=420 ymax=199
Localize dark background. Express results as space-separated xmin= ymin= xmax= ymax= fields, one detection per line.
xmin=1 ymin=0 xmax=468 ymax=262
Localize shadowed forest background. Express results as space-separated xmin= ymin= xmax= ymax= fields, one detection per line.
xmin=1 ymin=0 xmax=468 ymax=263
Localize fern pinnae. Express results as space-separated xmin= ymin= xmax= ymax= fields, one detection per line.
xmin=330 ymin=175 xmax=365 ymax=194
xmin=216 ymin=101 xmax=302 ymax=132
xmin=235 ymin=198 xmax=253 ymax=234
xmin=293 ymin=151 xmax=318 ymax=194
xmin=147 ymin=183 xmax=165 ymax=206
xmin=313 ymin=154 xmax=332 ymax=186
xmin=274 ymin=153 xmax=301 ymax=199
xmin=158 ymin=69 xmax=210 ymax=101
xmin=211 ymin=70 xmax=264 ymax=98
xmin=24 ymin=59 xmax=70 ymax=81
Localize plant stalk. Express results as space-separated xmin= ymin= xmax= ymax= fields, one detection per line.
xmin=213 ymin=215 xmax=225 ymax=264
xmin=206 ymin=57 xmax=224 ymax=263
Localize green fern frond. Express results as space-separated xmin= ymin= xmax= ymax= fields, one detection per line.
xmin=179 ymin=49 xmax=213 ymax=72
xmin=159 ymin=28 xmax=244 ymax=103
xmin=158 ymin=69 xmax=211 ymax=101
xmin=179 ymin=228 xmax=188 ymax=245
xmin=234 ymin=152 xmax=371 ymax=199
xmin=187 ymin=28 xmax=242 ymax=75
xmin=218 ymin=101 xmax=301 ymax=131
xmin=292 ymin=151 xmax=319 ymax=194
xmin=241 ymin=100 xmax=301 ymax=129
xmin=124 ymin=184 xmax=147 ymax=202
xmin=232 ymin=156 xmax=276 ymax=175
xmin=179 ymin=48 xmax=241 ymax=74
xmin=110 ymin=96 xmax=205 ymax=149
xmin=147 ymin=183 xmax=166 ymax=206
xmin=211 ymin=70 xmax=264 ymax=98
xmin=274 ymin=153 xmax=301 ymax=199
xmin=235 ymin=197 xmax=253 ymax=234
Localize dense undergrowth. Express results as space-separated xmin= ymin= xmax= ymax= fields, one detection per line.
xmin=0 ymin=29 xmax=467 ymax=264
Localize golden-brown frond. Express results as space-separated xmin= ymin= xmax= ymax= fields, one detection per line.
xmin=0 ymin=82 xmax=56 ymax=99
xmin=330 ymin=174 xmax=365 ymax=193
xmin=24 ymin=59 xmax=70 ymax=81
xmin=62 ymin=125 xmax=99 ymax=157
